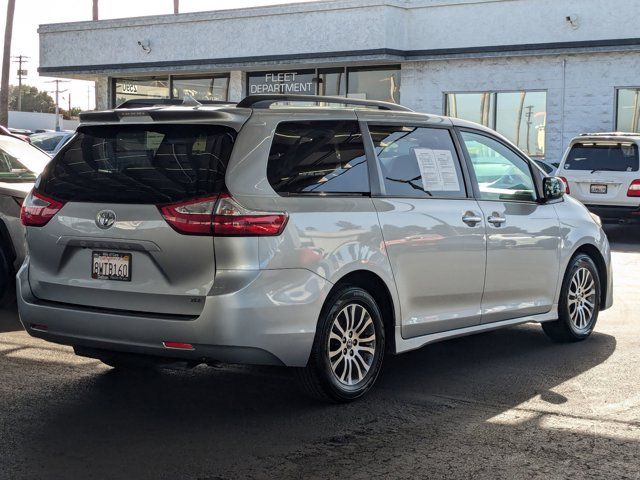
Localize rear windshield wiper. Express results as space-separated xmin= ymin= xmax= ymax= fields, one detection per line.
xmin=590 ymin=168 xmax=621 ymax=174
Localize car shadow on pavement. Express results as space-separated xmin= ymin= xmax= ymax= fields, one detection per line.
xmin=2 ymin=323 xmax=623 ymax=479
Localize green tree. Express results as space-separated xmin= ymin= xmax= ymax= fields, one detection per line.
xmin=8 ymin=85 xmax=56 ymax=113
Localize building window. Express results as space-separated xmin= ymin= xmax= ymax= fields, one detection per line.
xmin=113 ymin=77 xmax=169 ymax=107
xmin=445 ymin=91 xmax=547 ymax=158
xmin=245 ymin=66 xmax=400 ymax=103
xmin=347 ymin=66 xmax=400 ymax=103
xmin=318 ymin=68 xmax=346 ymax=97
xmin=172 ymin=76 xmax=229 ymax=101
xmin=445 ymin=92 xmax=494 ymax=127
xmin=616 ymin=88 xmax=640 ymax=133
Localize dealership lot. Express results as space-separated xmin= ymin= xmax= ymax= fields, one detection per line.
xmin=0 ymin=225 xmax=638 ymax=480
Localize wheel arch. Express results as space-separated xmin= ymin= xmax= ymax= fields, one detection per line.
xmin=328 ymin=270 xmax=397 ymax=354
xmin=572 ymin=243 xmax=608 ymax=309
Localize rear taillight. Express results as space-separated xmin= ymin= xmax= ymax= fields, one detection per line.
xmin=158 ymin=194 xmax=288 ymax=237
xmin=159 ymin=196 xmax=218 ymax=235
xmin=627 ymin=179 xmax=640 ymax=197
xmin=559 ymin=176 xmax=570 ymax=194
xmin=20 ymin=190 xmax=65 ymax=227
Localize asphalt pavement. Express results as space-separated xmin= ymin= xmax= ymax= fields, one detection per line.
xmin=1 ymin=225 xmax=639 ymax=479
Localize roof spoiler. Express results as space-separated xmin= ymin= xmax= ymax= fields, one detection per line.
xmin=115 ymin=97 xmax=234 ymax=109
xmin=236 ymin=94 xmax=413 ymax=112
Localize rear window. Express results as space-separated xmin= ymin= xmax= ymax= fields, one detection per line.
xmin=267 ymin=121 xmax=369 ymax=195
xmin=38 ymin=124 xmax=236 ymax=203
xmin=564 ymin=143 xmax=639 ymax=172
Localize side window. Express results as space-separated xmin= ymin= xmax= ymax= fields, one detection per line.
xmin=267 ymin=121 xmax=369 ymax=195
xmin=370 ymin=125 xmax=466 ymax=198
xmin=461 ymin=131 xmax=537 ymax=202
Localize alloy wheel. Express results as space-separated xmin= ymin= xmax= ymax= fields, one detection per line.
xmin=568 ymin=267 xmax=597 ymax=330
xmin=327 ymin=303 xmax=377 ymax=386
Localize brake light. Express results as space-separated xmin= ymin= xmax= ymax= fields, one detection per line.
xmin=627 ymin=179 xmax=640 ymax=197
xmin=212 ymin=194 xmax=288 ymax=236
xmin=559 ymin=176 xmax=570 ymax=194
xmin=159 ymin=196 xmax=218 ymax=235
xmin=158 ymin=194 xmax=288 ymax=237
xmin=20 ymin=190 xmax=65 ymax=227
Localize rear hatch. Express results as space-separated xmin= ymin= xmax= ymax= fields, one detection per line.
xmin=561 ymin=141 xmax=640 ymax=206
xmin=25 ymin=122 xmax=236 ymax=316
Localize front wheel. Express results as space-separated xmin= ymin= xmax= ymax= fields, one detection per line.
xmin=542 ymin=253 xmax=601 ymax=342
xmin=295 ymin=286 xmax=385 ymax=402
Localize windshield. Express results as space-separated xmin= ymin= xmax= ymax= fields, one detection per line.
xmin=38 ymin=124 xmax=236 ymax=203
xmin=564 ymin=143 xmax=639 ymax=172
xmin=0 ymin=136 xmax=51 ymax=182
xmin=30 ymin=132 xmax=67 ymax=152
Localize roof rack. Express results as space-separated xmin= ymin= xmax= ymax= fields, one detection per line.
xmin=580 ymin=132 xmax=640 ymax=137
xmin=116 ymin=98 xmax=234 ymax=109
xmin=236 ymin=94 xmax=413 ymax=112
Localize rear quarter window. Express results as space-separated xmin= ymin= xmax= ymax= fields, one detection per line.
xmin=267 ymin=121 xmax=369 ymax=195
xmin=38 ymin=124 xmax=236 ymax=203
xmin=564 ymin=143 xmax=639 ymax=172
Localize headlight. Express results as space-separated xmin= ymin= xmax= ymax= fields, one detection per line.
xmin=589 ymin=212 xmax=602 ymax=227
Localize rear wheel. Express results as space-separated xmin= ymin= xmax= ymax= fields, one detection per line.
xmin=542 ymin=253 xmax=601 ymax=342
xmin=295 ymin=286 xmax=385 ymax=402
xmin=0 ymin=248 xmax=14 ymax=308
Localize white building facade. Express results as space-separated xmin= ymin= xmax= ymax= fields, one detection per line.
xmin=38 ymin=0 xmax=640 ymax=163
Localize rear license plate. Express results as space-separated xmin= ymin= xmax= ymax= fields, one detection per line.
xmin=590 ymin=184 xmax=607 ymax=194
xmin=91 ymin=251 xmax=131 ymax=281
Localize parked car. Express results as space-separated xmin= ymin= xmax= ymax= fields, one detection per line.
xmin=29 ymin=131 xmax=74 ymax=156
xmin=0 ymin=135 xmax=51 ymax=303
xmin=17 ymin=95 xmax=612 ymax=402
xmin=0 ymin=125 xmax=30 ymax=143
xmin=558 ymin=132 xmax=640 ymax=223
xmin=534 ymin=159 xmax=557 ymax=175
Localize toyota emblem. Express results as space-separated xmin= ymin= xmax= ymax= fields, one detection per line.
xmin=96 ymin=210 xmax=116 ymax=230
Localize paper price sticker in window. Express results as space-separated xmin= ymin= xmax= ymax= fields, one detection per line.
xmin=414 ymin=148 xmax=461 ymax=192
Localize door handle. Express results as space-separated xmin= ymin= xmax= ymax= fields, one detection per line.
xmin=462 ymin=211 xmax=483 ymax=226
xmin=487 ymin=213 xmax=506 ymax=227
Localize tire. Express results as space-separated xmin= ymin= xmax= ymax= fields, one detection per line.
xmin=295 ymin=285 xmax=385 ymax=403
xmin=0 ymin=248 xmax=14 ymax=308
xmin=542 ymin=253 xmax=601 ymax=343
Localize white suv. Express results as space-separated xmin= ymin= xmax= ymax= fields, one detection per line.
xmin=558 ymin=133 xmax=640 ymax=223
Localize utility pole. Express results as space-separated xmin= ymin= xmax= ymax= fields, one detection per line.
xmin=93 ymin=0 xmax=99 ymax=20
xmin=68 ymin=93 xmax=72 ymax=115
xmin=525 ymin=105 xmax=534 ymax=155
xmin=0 ymin=0 xmax=16 ymax=127
xmin=174 ymin=0 xmax=179 ymax=14
xmin=46 ymin=79 xmax=69 ymax=131
xmin=12 ymin=55 xmax=29 ymax=111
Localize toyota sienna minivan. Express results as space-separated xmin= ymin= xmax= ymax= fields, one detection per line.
xmin=17 ymin=94 xmax=612 ymax=402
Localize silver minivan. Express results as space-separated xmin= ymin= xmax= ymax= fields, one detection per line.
xmin=17 ymin=95 xmax=613 ymax=402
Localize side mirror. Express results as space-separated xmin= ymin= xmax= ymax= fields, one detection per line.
xmin=543 ymin=176 xmax=566 ymax=201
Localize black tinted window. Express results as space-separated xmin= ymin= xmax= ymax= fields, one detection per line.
xmin=564 ymin=143 xmax=639 ymax=172
xmin=38 ymin=124 xmax=235 ymax=203
xmin=370 ymin=126 xmax=466 ymax=198
xmin=267 ymin=121 xmax=369 ymax=195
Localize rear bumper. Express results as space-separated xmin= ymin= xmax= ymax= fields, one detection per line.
xmin=585 ymin=204 xmax=640 ymax=223
xmin=17 ymin=261 xmax=330 ymax=367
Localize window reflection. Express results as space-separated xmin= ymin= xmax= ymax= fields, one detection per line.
xmin=347 ymin=67 xmax=400 ymax=103
xmin=172 ymin=76 xmax=229 ymax=101
xmin=616 ymin=88 xmax=640 ymax=133
xmin=495 ymin=91 xmax=546 ymax=158
xmin=114 ymin=77 xmax=169 ymax=107
xmin=445 ymin=91 xmax=547 ymax=158
xmin=445 ymin=92 xmax=493 ymax=127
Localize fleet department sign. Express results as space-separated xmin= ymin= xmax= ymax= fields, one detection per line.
xmin=248 ymin=70 xmax=316 ymax=95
